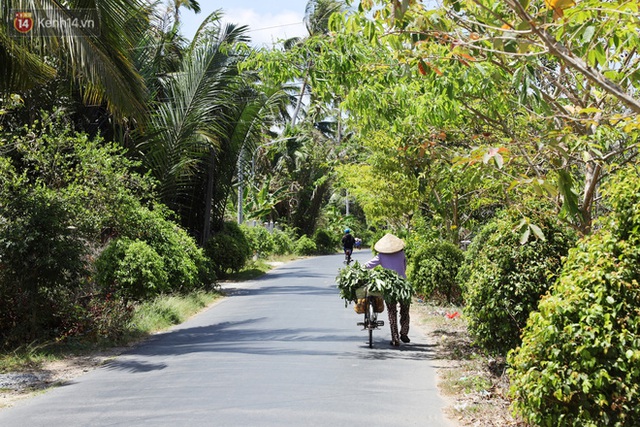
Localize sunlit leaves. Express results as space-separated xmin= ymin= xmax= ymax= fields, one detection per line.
xmin=544 ymin=0 xmax=576 ymax=19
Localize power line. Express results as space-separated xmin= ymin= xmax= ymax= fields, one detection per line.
xmin=248 ymin=22 xmax=304 ymax=34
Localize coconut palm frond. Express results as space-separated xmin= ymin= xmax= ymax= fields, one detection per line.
xmin=140 ymin=14 xmax=250 ymax=227
xmin=0 ymin=0 xmax=148 ymax=118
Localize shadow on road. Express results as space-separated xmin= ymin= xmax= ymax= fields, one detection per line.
xmin=103 ymin=360 xmax=167 ymax=373
xmin=345 ymin=343 xmax=438 ymax=361
xmin=117 ymin=317 xmax=438 ymax=362
xmin=223 ymin=284 xmax=337 ymax=297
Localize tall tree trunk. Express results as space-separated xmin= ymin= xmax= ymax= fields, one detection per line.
xmin=201 ymin=148 xmax=216 ymax=246
xmin=580 ymin=160 xmax=601 ymax=235
xmin=291 ymin=64 xmax=311 ymax=127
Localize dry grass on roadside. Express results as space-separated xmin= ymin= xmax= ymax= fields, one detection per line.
xmin=412 ymin=301 xmax=526 ymax=427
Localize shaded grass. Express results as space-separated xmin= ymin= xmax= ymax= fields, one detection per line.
xmin=1 ymin=255 xmax=294 ymax=373
xmin=0 ymin=291 xmax=221 ymax=373
xmin=0 ymin=343 xmax=58 ymax=373
xmin=130 ymin=290 xmax=221 ymax=334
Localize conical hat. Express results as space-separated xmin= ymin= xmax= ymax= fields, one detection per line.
xmin=374 ymin=233 xmax=405 ymax=254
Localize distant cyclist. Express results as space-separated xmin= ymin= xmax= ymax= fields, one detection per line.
xmin=341 ymin=228 xmax=356 ymax=264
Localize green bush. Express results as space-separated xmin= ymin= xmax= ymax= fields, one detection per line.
xmin=205 ymin=222 xmax=251 ymax=276
xmin=314 ymin=229 xmax=337 ymax=254
xmin=0 ymin=115 xmax=152 ymax=346
xmin=0 ymin=111 xmax=214 ymax=347
xmin=461 ymin=204 xmax=576 ymax=355
xmin=295 ymin=235 xmax=317 ymax=255
xmin=95 ymin=238 xmax=168 ymax=301
xmin=456 ymin=220 xmax=498 ymax=293
xmin=271 ymin=228 xmax=295 ymax=255
xmin=242 ymin=224 xmax=274 ymax=256
xmin=409 ymin=240 xmax=464 ymax=304
xmin=508 ymin=167 xmax=640 ymax=426
xmin=119 ymin=205 xmax=209 ymax=291
xmin=0 ymin=186 xmax=87 ymax=345
xmin=55 ymin=289 xmax=135 ymax=343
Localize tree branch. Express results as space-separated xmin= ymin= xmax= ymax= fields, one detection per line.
xmin=506 ymin=0 xmax=640 ymax=114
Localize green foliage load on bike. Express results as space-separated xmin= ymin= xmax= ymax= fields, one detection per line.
xmin=336 ymin=262 xmax=414 ymax=306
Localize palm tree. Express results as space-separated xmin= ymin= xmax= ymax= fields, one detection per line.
xmin=173 ymin=0 xmax=200 ymax=25
xmin=303 ymin=0 xmax=344 ymax=36
xmin=140 ymin=11 xmax=290 ymax=244
xmin=0 ymin=0 xmax=149 ymax=119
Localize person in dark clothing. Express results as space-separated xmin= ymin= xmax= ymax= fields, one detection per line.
xmin=341 ymin=228 xmax=355 ymax=264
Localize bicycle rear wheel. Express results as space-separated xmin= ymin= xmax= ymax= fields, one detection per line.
xmin=367 ymin=297 xmax=376 ymax=348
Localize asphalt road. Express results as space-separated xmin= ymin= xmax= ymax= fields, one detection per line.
xmin=0 ymin=250 xmax=454 ymax=426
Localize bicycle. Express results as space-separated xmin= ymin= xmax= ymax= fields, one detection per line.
xmin=343 ymin=248 xmax=353 ymax=265
xmin=354 ymin=288 xmax=385 ymax=348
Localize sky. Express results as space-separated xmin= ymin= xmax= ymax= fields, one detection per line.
xmin=178 ymin=0 xmax=311 ymax=47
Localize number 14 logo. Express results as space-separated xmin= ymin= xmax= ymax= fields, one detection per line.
xmin=14 ymin=12 xmax=34 ymax=34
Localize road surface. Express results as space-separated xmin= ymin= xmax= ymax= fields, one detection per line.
xmin=0 ymin=250 xmax=454 ymax=426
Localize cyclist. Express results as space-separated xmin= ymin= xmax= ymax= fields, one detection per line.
xmin=365 ymin=233 xmax=410 ymax=347
xmin=341 ymin=228 xmax=355 ymax=264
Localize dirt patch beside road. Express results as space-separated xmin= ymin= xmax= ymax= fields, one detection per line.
xmin=0 ymin=347 xmax=126 ymax=410
xmin=411 ymin=301 xmax=525 ymax=427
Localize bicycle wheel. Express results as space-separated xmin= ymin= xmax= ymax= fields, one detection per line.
xmin=367 ymin=297 xmax=376 ymax=348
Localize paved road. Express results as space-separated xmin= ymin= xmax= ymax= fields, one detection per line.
xmin=0 ymin=250 xmax=454 ymax=426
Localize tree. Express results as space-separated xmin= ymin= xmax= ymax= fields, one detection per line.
xmin=340 ymin=0 xmax=640 ymax=234
xmin=140 ymin=11 xmax=290 ymax=244
xmin=250 ymin=123 xmax=337 ymax=236
xmin=0 ymin=0 xmax=149 ymax=119
xmin=290 ymin=0 xmax=348 ymax=127
xmin=173 ymin=0 xmax=201 ymax=25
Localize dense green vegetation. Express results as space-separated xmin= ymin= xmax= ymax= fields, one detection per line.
xmin=509 ymin=167 xmax=640 ymax=426
xmin=1 ymin=0 xmax=640 ymax=423
xmin=461 ymin=203 xmax=577 ymax=355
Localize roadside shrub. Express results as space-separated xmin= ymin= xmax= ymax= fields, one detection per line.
xmin=119 ymin=206 xmax=207 ymax=291
xmin=205 ymin=222 xmax=251 ymax=276
xmin=462 ymin=204 xmax=576 ymax=355
xmin=295 ymin=235 xmax=317 ymax=255
xmin=314 ymin=229 xmax=337 ymax=254
xmin=271 ymin=228 xmax=295 ymax=255
xmin=54 ymin=289 xmax=135 ymax=343
xmin=95 ymin=238 xmax=168 ymax=301
xmin=0 ymin=112 xmax=216 ymax=347
xmin=409 ymin=240 xmax=464 ymax=304
xmin=508 ymin=167 xmax=640 ymax=426
xmin=176 ymin=228 xmax=216 ymax=289
xmin=456 ymin=220 xmax=498 ymax=293
xmin=0 ymin=185 xmax=87 ymax=345
xmin=242 ymin=224 xmax=274 ymax=256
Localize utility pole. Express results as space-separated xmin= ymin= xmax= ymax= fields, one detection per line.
xmin=345 ymin=189 xmax=349 ymax=216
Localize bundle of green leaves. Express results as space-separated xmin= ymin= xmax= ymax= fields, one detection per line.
xmin=336 ymin=262 xmax=414 ymax=306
